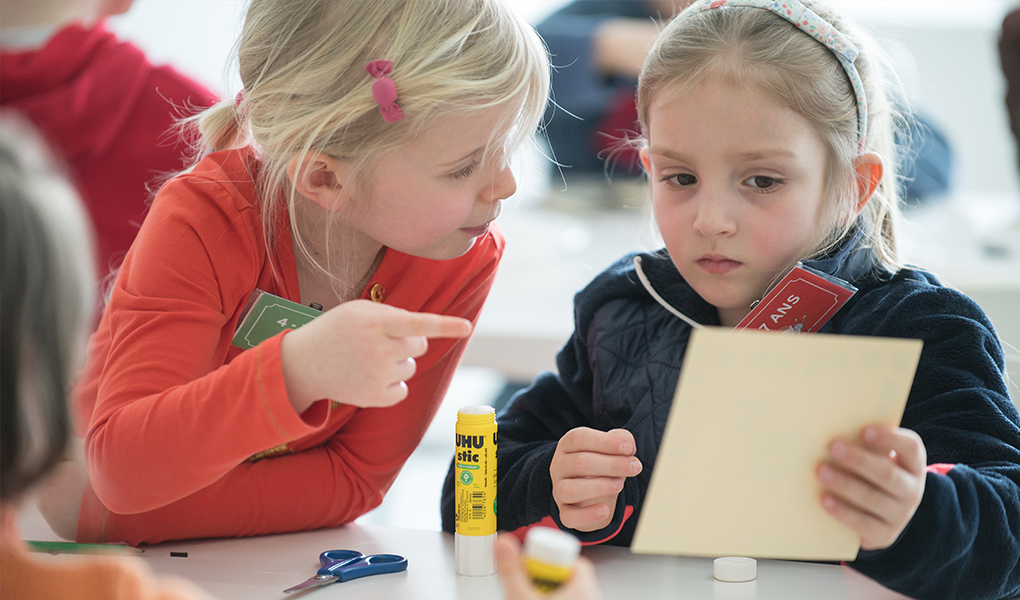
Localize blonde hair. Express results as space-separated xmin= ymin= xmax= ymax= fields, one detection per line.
xmin=637 ymin=0 xmax=904 ymax=271
xmin=188 ymin=0 xmax=549 ymax=291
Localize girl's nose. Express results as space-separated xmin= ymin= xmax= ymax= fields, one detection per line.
xmin=487 ymin=163 xmax=517 ymax=203
xmin=692 ymin=192 xmax=736 ymax=238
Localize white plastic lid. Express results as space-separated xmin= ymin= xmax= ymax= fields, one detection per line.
xmin=524 ymin=527 xmax=580 ymax=568
xmin=714 ymin=557 xmax=757 ymax=582
xmin=458 ymin=405 xmax=495 ymax=415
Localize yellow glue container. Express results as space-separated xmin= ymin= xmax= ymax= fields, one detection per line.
xmin=524 ymin=527 xmax=580 ymax=593
xmin=455 ymin=405 xmax=497 ymax=576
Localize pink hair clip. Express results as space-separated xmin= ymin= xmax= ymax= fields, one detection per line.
xmin=365 ymin=60 xmax=404 ymax=123
xmin=234 ymin=89 xmax=249 ymax=123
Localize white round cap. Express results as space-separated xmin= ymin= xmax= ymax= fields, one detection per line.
xmin=714 ymin=557 xmax=757 ymax=582
xmin=524 ymin=527 xmax=580 ymax=568
xmin=458 ymin=405 xmax=495 ymax=415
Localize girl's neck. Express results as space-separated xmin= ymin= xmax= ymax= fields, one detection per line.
xmin=291 ymin=198 xmax=384 ymax=310
xmin=717 ymin=306 xmax=749 ymax=328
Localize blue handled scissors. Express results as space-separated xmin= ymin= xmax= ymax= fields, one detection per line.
xmin=283 ymin=549 xmax=408 ymax=593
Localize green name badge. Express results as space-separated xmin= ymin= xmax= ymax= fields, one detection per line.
xmin=231 ymin=290 xmax=321 ymax=350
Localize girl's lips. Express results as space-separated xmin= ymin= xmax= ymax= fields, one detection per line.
xmin=697 ymin=257 xmax=741 ymax=275
xmin=461 ymin=222 xmax=490 ymax=237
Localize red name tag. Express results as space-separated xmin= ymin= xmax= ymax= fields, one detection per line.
xmin=735 ymin=264 xmax=856 ymax=333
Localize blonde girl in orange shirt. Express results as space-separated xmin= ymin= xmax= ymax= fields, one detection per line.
xmin=39 ymin=0 xmax=549 ymax=545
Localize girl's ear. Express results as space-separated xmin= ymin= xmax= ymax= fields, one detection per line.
xmin=639 ymin=146 xmax=651 ymax=173
xmin=851 ymin=152 xmax=883 ymax=214
xmin=286 ymin=152 xmax=349 ymax=210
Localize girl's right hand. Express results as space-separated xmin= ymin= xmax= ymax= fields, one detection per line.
xmin=550 ymin=427 xmax=642 ymax=532
xmin=280 ymin=299 xmax=472 ymax=413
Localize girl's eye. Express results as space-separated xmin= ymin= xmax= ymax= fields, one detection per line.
xmin=450 ymin=160 xmax=478 ymax=180
xmin=665 ymin=173 xmax=697 ymax=187
xmin=744 ymin=175 xmax=778 ymax=190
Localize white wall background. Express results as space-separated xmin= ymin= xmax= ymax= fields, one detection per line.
xmin=843 ymin=0 xmax=1019 ymax=196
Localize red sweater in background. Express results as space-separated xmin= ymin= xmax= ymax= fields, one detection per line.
xmin=0 ymin=21 xmax=219 ymax=280
xmin=73 ymin=148 xmax=505 ymax=545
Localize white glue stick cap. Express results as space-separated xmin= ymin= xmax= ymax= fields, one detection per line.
xmin=524 ymin=527 xmax=580 ymax=568
xmin=456 ymin=533 xmax=496 ymax=576
xmin=458 ymin=405 xmax=495 ymax=415
xmin=714 ymin=557 xmax=757 ymax=582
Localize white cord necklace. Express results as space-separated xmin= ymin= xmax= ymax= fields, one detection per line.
xmin=633 ymin=255 xmax=706 ymax=331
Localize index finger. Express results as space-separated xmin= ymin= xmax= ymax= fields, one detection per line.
xmin=385 ymin=311 xmax=473 ymax=339
xmin=862 ymin=425 xmax=927 ymax=475
xmin=561 ymin=427 xmax=636 ymax=456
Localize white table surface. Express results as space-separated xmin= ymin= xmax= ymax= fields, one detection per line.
xmin=17 ymin=488 xmax=914 ymax=600
xmin=110 ymin=523 xmax=908 ymax=600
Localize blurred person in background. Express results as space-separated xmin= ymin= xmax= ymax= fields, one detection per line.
xmin=0 ymin=0 xmax=218 ymax=284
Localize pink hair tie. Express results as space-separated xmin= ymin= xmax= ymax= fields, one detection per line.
xmin=365 ymin=60 xmax=404 ymax=123
xmin=234 ymin=90 xmax=244 ymax=107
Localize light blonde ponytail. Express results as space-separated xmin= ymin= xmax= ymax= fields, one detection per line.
xmin=193 ymin=98 xmax=246 ymax=154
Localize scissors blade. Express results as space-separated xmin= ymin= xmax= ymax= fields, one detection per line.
xmin=283 ymin=574 xmax=338 ymax=594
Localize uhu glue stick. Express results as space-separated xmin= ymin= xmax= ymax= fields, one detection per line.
xmin=455 ymin=405 xmax=497 ymax=576
xmin=524 ymin=527 xmax=580 ymax=593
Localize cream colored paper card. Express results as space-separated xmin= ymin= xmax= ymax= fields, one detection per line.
xmin=631 ymin=327 xmax=922 ymax=561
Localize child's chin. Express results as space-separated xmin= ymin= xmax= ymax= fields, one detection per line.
xmin=691 ymin=285 xmax=755 ymax=315
xmin=412 ymin=237 xmax=477 ymax=261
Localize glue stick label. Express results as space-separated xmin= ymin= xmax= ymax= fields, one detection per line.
xmin=455 ymin=408 xmax=497 ymax=536
xmin=524 ymin=558 xmax=574 ymax=593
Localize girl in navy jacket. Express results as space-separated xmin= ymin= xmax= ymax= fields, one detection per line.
xmin=443 ymin=1 xmax=1020 ymax=598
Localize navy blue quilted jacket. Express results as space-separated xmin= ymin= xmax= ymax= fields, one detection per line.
xmin=441 ymin=235 xmax=1020 ymax=600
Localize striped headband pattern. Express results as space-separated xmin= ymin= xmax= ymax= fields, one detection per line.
xmin=685 ymin=0 xmax=868 ymax=153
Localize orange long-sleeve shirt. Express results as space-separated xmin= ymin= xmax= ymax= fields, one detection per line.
xmin=2 ymin=508 xmax=212 ymax=600
xmin=73 ymin=148 xmax=504 ymax=545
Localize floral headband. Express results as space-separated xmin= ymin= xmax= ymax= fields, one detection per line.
xmin=685 ymin=0 xmax=868 ymax=153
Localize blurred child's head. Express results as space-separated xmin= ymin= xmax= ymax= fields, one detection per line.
xmin=192 ymin=0 xmax=549 ymax=286
xmin=636 ymin=0 xmax=902 ymax=317
xmin=0 ymin=113 xmax=95 ymax=503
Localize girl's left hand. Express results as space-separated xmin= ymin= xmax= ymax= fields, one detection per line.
xmin=816 ymin=426 xmax=927 ymax=551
